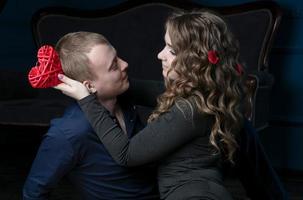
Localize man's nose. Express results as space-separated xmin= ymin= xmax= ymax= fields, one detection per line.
xmin=119 ymin=58 xmax=128 ymax=71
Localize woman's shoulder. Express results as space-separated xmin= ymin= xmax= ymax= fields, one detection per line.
xmin=173 ymin=97 xmax=212 ymax=133
xmin=174 ymin=97 xmax=205 ymax=121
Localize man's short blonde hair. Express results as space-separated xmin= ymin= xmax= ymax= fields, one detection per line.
xmin=55 ymin=31 xmax=109 ymax=82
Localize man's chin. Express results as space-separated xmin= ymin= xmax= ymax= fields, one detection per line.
xmin=119 ymin=81 xmax=129 ymax=95
xmin=124 ymin=81 xmax=130 ymax=91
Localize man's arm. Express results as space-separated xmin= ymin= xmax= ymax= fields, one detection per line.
xmin=23 ymin=129 xmax=75 ymax=200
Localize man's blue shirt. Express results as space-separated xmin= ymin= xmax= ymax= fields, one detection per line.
xmin=23 ymin=102 xmax=158 ymax=200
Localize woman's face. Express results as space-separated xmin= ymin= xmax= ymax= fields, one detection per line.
xmin=157 ymin=30 xmax=178 ymax=80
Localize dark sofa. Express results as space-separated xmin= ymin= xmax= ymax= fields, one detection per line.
xmin=0 ymin=0 xmax=282 ymax=132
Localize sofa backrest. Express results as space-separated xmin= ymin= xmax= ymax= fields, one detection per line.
xmin=26 ymin=0 xmax=282 ymax=126
xmin=32 ymin=0 xmax=282 ymax=81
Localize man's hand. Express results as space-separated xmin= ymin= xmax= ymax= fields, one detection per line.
xmin=54 ymin=74 xmax=90 ymax=100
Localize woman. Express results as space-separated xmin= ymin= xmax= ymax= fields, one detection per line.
xmin=56 ymin=10 xmax=245 ymax=200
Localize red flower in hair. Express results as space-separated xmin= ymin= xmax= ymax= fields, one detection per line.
xmin=236 ymin=63 xmax=244 ymax=75
xmin=207 ymin=50 xmax=219 ymax=64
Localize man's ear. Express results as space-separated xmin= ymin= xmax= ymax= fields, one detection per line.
xmin=83 ymin=80 xmax=97 ymax=93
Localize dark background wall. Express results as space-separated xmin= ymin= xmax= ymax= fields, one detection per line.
xmin=0 ymin=0 xmax=302 ymax=171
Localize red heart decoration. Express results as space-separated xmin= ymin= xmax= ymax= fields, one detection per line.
xmin=28 ymin=45 xmax=64 ymax=88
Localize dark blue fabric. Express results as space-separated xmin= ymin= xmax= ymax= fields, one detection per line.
xmin=236 ymin=119 xmax=288 ymax=200
xmin=23 ymin=102 xmax=158 ymax=200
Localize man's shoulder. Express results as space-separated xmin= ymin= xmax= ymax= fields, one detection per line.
xmin=48 ymin=103 xmax=93 ymax=138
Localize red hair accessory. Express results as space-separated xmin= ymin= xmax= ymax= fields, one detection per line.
xmin=207 ymin=50 xmax=219 ymax=64
xmin=236 ymin=63 xmax=244 ymax=75
xmin=28 ymin=45 xmax=64 ymax=88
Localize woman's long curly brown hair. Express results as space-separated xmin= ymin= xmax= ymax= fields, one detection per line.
xmin=149 ymin=10 xmax=245 ymax=163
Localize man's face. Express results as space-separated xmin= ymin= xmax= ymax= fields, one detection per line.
xmin=86 ymin=44 xmax=129 ymax=100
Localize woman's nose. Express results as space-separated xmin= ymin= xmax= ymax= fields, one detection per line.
xmin=157 ymin=48 xmax=165 ymax=61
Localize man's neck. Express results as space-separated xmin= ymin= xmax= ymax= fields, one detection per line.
xmin=97 ymin=96 xmax=127 ymax=134
xmin=97 ymin=97 xmax=118 ymax=115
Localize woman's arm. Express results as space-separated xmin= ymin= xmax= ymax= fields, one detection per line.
xmin=79 ymin=94 xmax=208 ymax=166
xmin=54 ymin=74 xmax=208 ymax=166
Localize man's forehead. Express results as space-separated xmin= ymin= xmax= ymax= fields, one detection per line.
xmin=102 ymin=44 xmax=116 ymax=60
xmin=106 ymin=45 xmax=117 ymax=64
xmin=92 ymin=43 xmax=116 ymax=57
xmin=108 ymin=44 xmax=116 ymax=53
xmin=87 ymin=44 xmax=116 ymax=68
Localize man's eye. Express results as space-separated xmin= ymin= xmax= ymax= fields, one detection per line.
xmin=112 ymin=63 xmax=118 ymax=70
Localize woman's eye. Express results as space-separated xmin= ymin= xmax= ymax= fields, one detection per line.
xmin=169 ymin=50 xmax=176 ymax=55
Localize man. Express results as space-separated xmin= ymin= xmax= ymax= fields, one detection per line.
xmin=23 ymin=32 xmax=158 ymax=200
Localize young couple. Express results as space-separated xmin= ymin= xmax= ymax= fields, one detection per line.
xmin=23 ymin=9 xmax=287 ymax=200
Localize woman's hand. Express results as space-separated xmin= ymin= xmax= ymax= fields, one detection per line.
xmin=54 ymin=74 xmax=90 ymax=100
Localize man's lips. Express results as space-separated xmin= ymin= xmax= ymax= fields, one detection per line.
xmin=122 ymin=74 xmax=128 ymax=80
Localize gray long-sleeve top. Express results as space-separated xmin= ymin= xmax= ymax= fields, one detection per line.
xmin=79 ymin=94 xmax=224 ymax=199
